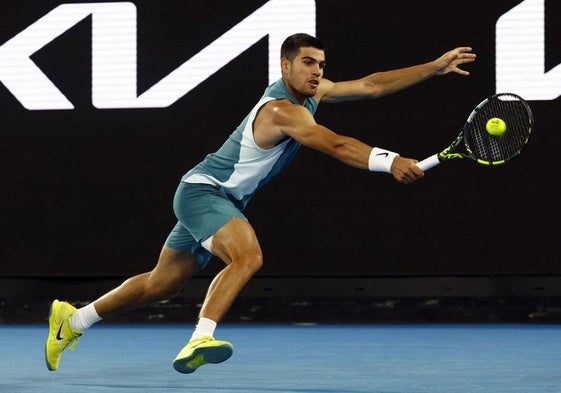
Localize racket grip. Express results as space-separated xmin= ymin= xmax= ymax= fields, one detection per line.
xmin=416 ymin=154 xmax=441 ymax=171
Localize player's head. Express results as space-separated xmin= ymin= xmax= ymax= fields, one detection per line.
xmin=280 ymin=33 xmax=326 ymax=101
xmin=280 ymin=33 xmax=324 ymax=62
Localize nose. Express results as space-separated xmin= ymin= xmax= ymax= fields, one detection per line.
xmin=313 ymin=65 xmax=321 ymax=76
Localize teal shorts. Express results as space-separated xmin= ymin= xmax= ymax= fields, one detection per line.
xmin=165 ymin=182 xmax=247 ymax=269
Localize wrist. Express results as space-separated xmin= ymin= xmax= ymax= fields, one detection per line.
xmin=368 ymin=147 xmax=399 ymax=173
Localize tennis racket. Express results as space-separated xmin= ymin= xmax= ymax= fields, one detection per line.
xmin=416 ymin=93 xmax=533 ymax=171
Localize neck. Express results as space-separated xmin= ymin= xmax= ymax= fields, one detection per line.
xmin=281 ymin=78 xmax=306 ymax=105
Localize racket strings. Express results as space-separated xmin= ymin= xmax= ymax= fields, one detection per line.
xmin=465 ymin=93 xmax=532 ymax=164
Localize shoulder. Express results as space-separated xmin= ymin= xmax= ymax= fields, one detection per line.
xmin=261 ymin=99 xmax=313 ymax=126
xmin=253 ymin=99 xmax=313 ymax=148
xmin=260 ymin=98 xmax=306 ymax=118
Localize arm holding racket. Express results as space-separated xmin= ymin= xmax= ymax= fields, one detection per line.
xmin=311 ymin=47 xmax=476 ymax=179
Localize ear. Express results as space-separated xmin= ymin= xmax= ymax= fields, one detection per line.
xmin=281 ymin=57 xmax=290 ymax=74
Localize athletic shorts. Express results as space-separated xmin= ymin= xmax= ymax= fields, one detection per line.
xmin=165 ymin=181 xmax=247 ymax=269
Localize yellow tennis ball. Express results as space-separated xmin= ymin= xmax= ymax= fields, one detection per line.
xmin=486 ymin=117 xmax=507 ymax=136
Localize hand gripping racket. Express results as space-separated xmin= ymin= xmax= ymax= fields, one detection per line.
xmin=416 ymin=93 xmax=533 ymax=171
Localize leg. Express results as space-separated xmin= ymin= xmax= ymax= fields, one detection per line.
xmin=94 ymin=245 xmax=201 ymax=318
xmin=172 ymin=216 xmax=262 ymax=373
xmin=199 ymin=216 xmax=263 ymax=322
xmin=46 ymin=245 xmax=199 ymax=371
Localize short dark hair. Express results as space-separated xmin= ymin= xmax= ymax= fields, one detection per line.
xmin=280 ymin=33 xmax=324 ymax=61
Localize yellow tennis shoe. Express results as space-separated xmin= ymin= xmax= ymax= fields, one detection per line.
xmin=173 ymin=336 xmax=233 ymax=373
xmin=45 ymin=300 xmax=83 ymax=371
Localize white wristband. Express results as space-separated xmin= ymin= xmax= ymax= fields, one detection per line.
xmin=368 ymin=147 xmax=399 ymax=173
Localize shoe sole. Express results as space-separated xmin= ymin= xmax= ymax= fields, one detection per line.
xmin=45 ymin=300 xmax=57 ymax=371
xmin=173 ymin=343 xmax=233 ymax=374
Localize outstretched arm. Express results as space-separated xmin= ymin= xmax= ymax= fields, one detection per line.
xmin=319 ymin=47 xmax=476 ymax=103
xmin=262 ymin=100 xmax=423 ymax=184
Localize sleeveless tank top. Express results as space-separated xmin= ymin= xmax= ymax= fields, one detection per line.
xmin=182 ymin=79 xmax=319 ymax=209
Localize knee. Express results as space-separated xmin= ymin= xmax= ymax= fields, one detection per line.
xmin=229 ymin=250 xmax=263 ymax=277
xmin=250 ymin=251 xmax=264 ymax=272
xmin=241 ymin=251 xmax=263 ymax=275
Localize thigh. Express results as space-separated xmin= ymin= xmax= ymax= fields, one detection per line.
xmin=210 ymin=216 xmax=263 ymax=265
xmin=149 ymin=246 xmax=201 ymax=286
xmin=166 ymin=182 xmax=249 ymax=268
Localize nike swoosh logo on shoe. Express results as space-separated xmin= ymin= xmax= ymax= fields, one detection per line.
xmin=189 ymin=340 xmax=210 ymax=349
xmin=56 ymin=323 xmax=64 ymax=341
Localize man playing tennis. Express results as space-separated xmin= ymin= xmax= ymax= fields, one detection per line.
xmin=45 ymin=33 xmax=476 ymax=373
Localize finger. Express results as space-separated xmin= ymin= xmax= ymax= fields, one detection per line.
xmin=401 ymin=174 xmax=414 ymax=184
xmin=457 ymin=56 xmax=476 ymax=63
xmin=410 ymin=163 xmax=424 ymax=177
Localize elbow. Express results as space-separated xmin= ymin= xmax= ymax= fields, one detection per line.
xmin=362 ymin=80 xmax=385 ymax=98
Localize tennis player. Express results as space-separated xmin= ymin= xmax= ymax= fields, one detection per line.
xmin=45 ymin=33 xmax=476 ymax=373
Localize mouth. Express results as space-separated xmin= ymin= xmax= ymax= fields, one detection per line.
xmin=308 ymin=79 xmax=319 ymax=88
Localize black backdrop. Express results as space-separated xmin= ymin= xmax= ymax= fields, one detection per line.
xmin=0 ymin=0 xmax=559 ymax=279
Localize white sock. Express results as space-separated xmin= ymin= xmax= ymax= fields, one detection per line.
xmin=69 ymin=303 xmax=102 ymax=331
xmin=189 ymin=317 xmax=217 ymax=341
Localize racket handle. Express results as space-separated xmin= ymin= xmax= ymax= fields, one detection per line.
xmin=416 ymin=154 xmax=441 ymax=171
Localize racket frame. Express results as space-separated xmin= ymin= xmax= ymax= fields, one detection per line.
xmin=416 ymin=93 xmax=532 ymax=172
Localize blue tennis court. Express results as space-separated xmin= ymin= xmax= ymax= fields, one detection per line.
xmin=2 ymin=324 xmax=561 ymax=393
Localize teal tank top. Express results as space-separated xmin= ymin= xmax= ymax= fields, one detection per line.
xmin=183 ymin=79 xmax=319 ymax=209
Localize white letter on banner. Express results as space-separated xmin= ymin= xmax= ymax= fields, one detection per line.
xmin=130 ymin=0 xmax=316 ymax=108
xmin=0 ymin=1 xmax=316 ymax=110
xmin=496 ymin=0 xmax=561 ymax=100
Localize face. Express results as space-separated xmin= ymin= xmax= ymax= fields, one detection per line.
xmin=282 ymin=46 xmax=326 ymax=102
